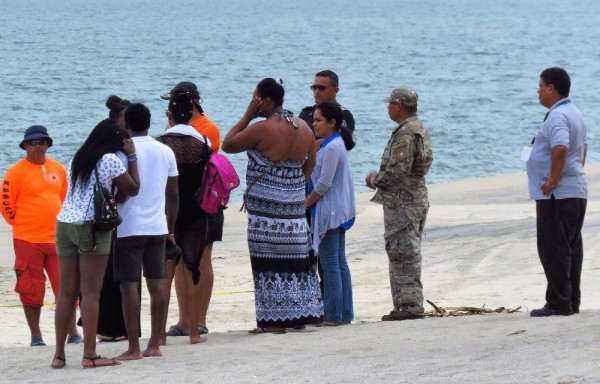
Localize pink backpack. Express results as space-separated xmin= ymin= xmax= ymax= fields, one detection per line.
xmin=195 ymin=153 xmax=240 ymax=214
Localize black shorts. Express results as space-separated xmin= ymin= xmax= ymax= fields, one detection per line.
xmin=205 ymin=209 xmax=224 ymax=243
xmin=113 ymin=235 xmax=166 ymax=282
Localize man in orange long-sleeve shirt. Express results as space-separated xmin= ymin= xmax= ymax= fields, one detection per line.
xmin=2 ymin=125 xmax=80 ymax=346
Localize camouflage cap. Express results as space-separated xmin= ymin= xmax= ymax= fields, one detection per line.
xmin=384 ymin=88 xmax=418 ymax=107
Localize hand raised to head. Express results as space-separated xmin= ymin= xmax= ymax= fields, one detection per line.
xmin=244 ymin=96 xmax=263 ymax=120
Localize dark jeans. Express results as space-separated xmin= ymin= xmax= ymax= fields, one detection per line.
xmin=536 ymin=197 xmax=586 ymax=313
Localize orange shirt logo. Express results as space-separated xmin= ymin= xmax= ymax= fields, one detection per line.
xmin=48 ymin=173 xmax=60 ymax=183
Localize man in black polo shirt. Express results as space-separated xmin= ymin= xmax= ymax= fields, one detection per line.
xmin=299 ymin=70 xmax=355 ymax=298
xmin=299 ymin=70 xmax=355 ymax=138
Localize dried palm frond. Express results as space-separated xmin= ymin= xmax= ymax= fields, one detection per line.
xmin=425 ymin=300 xmax=522 ymax=317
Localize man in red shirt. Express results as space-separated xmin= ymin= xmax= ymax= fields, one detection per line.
xmin=2 ymin=125 xmax=81 ymax=346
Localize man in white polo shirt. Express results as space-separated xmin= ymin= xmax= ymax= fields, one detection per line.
xmin=113 ymin=103 xmax=179 ymax=359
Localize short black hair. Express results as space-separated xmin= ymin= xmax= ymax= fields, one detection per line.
xmin=540 ymin=67 xmax=571 ymax=97
xmin=315 ymin=70 xmax=339 ymax=87
xmin=125 ymin=103 xmax=151 ymax=132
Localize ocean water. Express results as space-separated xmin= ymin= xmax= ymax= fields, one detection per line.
xmin=1 ymin=0 xmax=598 ymax=201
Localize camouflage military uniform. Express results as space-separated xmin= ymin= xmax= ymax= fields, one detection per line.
xmin=371 ymin=116 xmax=433 ymax=314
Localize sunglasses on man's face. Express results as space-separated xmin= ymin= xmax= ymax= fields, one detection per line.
xmin=310 ymin=85 xmax=328 ymax=92
xmin=27 ymin=139 xmax=49 ymax=146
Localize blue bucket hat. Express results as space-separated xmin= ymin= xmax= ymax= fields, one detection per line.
xmin=19 ymin=125 xmax=53 ymax=149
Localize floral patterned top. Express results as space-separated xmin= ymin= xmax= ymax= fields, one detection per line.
xmin=57 ymin=153 xmax=126 ymax=223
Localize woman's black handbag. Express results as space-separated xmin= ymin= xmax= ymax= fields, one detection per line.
xmin=93 ymin=167 xmax=122 ymax=231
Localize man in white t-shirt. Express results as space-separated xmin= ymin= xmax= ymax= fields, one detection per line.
xmin=113 ymin=103 xmax=179 ymax=360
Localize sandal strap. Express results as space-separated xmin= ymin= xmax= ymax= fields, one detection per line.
xmin=83 ymin=355 xmax=104 ymax=368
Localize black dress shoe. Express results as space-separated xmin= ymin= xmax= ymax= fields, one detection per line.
xmin=530 ymin=307 xmax=573 ymax=317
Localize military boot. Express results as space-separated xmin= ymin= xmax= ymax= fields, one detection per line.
xmin=381 ymin=310 xmax=425 ymax=321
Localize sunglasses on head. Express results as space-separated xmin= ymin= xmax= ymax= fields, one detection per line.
xmin=27 ymin=139 xmax=49 ymax=146
xmin=310 ymin=85 xmax=327 ymax=91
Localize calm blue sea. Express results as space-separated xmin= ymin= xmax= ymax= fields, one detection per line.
xmin=1 ymin=0 xmax=598 ymax=201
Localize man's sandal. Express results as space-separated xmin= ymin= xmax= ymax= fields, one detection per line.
xmin=166 ymin=325 xmax=189 ymax=337
xmin=30 ymin=336 xmax=46 ymax=346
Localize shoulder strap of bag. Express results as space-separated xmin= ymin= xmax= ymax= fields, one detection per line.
xmin=78 ymin=167 xmax=100 ymax=253
xmin=93 ymin=166 xmax=102 ymax=192
xmin=199 ymin=135 xmax=212 ymax=178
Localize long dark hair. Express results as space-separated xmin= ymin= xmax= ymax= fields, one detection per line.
xmin=71 ymin=118 xmax=125 ymax=185
xmin=315 ymin=102 xmax=355 ymax=151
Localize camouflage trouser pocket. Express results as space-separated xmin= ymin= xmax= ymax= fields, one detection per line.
xmin=384 ymin=226 xmax=423 ymax=267
xmin=383 ymin=204 xmax=427 ymax=239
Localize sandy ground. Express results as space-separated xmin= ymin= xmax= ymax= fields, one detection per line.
xmin=0 ymin=165 xmax=599 ymax=383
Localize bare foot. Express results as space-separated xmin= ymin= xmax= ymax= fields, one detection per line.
xmin=159 ymin=332 xmax=167 ymax=346
xmin=142 ymin=347 xmax=162 ymax=357
xmin=82 ymin=356 xmax=121 ymax=368
xmin=190 ymin=334 xmax=207 ymax=344
xmin=115 ymin=350 xmax=144 ymax=361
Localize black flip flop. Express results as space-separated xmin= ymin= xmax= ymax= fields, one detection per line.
xmin=248 ymin=327 xmax=286 ymax=334
xmin=51 ymin=356 xmax=66 ymax=369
